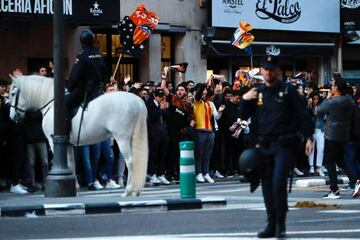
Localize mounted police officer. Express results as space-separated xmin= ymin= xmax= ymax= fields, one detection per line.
xmin=65 ymin=30 xmax=107 ymax=134
xmin=240 ymin=56 xmax=314 ymax=238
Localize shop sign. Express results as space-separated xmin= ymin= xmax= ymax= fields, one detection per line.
xmin=211 ymin=0 xmax=340 ymax=33
xmin=0 ymin=0 xmax=119 ymax=24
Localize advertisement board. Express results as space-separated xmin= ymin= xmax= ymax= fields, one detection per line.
xmin=211 ymin=0 xmax=340 ymax=33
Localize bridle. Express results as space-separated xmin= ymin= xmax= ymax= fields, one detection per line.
xmin=11 ymin=87 xmax=54 ymax=117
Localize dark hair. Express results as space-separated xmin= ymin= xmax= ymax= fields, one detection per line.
xmin=206 ymin=87 xmax=214 ymax=98
xmin=333 ymin=73 xmax=347 ymax=95
xmin=223 ymin=88 xmax=233 ymax=96
xmin=175 ymin=82 xmax=188 ymax=92
xmin=186 ymin=80 xmax=195 ymax=85
xmin=232 ymin=90 xmax=241 ymax=97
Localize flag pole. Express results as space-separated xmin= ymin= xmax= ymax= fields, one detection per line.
xmin=250 ymin=55 xmax=253 ymax=70
xmin=112 ymin=53 xmax=123 ymax=79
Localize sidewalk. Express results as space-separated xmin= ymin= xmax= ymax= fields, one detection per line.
xmin=0 ymin=182 xmax=227 ymax=218
xmin=0 ymin=174 xmax=349 ymax=218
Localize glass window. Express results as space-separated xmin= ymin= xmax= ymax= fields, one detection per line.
xmin=95 ymin=34 xmax=107 ymax=56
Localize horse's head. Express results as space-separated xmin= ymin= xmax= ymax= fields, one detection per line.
xmin=9 ymin=75 xmax=27 ymax=122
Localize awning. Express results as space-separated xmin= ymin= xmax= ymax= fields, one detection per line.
xmin=208 ymin=40 xmax=335 ymax=58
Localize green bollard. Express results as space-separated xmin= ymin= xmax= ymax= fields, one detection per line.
xmin=179 ymin=141 xmax=196 ymax=198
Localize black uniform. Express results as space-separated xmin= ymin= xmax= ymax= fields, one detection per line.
xmin=65 ymin=46 xmax=107 ymax=116
xmin=240 ymin=80 xmax=314 ymax=238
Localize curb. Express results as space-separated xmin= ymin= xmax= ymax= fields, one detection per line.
xmin=295 ymin=177 xmax=349 ymax=188
xmin=0 ymin=197 xmax=226 ymax=218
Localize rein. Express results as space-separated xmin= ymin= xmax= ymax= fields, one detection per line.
xmin=11 ymin=88 xmax=54 ymax=115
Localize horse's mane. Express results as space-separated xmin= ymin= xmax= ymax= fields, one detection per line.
xmin=16 ymin=75 xmax=54 ymax=110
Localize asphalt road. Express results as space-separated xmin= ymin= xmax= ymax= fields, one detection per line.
xmin=1 ymin=182 xmax=359 ymax=239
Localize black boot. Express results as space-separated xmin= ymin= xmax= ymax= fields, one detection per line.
xmin=257 ymin=213 xmax=276 ymax=238
xmin=276 ymin=212 xmax=286 ymax=238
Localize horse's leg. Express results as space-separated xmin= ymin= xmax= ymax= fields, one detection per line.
xmin=115 ymin=140 xmax=135 ymax=197
xmin=67 ymin=145 xmax=80 ymax=191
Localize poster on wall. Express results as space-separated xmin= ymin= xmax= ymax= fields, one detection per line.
xmin=211 ymin=0 xmax=340 ymax=33
xmin=341 ymin=0 xmax=360 ymax=44
xmin=0 ymin=0 xmax=119 ymax=24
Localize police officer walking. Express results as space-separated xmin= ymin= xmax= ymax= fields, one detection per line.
xmin=65 ymin=30 xmax=107 ymax=133
xmin=240 ymin=57 xmax=314 ymax=238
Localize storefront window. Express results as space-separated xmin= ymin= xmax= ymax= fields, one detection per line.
xmin=95 ymin=34 xmax=107 ymax=56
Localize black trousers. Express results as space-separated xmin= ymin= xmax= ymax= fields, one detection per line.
xmin=224 ymin=132 xmax=242 ymax=174
xmin=324 ymin=139 xmax=358 ymax=192
xmin=148 ymin=132 xmax=170 ymax=176
xmin=259 ymin=142 xmax=294 ymax=220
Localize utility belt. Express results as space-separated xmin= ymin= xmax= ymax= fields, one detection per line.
xmin=257 ymin=132 xmax=299 ymax=148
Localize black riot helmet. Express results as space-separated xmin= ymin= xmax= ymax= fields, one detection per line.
xmin=80 ymin=30 xmax=95 ymax=48
xmin=238 ymin=148 xmax=265 ymax=175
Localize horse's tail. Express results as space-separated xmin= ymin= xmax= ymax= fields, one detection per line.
xmin=131 ymin=101 xmax=148 ymax=194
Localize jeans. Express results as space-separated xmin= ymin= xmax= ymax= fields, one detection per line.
xmin=79 ymin=143 xmax=101 ymax=185
xmin=344 ymin=141 xmax=360 ymax=187
xmin=195 ymin=130 xmax=215 ymax=174
xmin=308 ymin=129 xmax=324 ymax=167
xmin=98 ymin=139 xmax=115 ymax=180
xmin=324 ymin=139 xmax=358 ymax=192
xmin=26 ymin=142 xmax=49 ymax=185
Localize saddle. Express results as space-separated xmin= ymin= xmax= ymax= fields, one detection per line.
xmin=69 ymin=92 xmax=101 ymax=118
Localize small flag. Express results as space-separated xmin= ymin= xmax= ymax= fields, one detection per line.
xmin=231 ymin=21 xmax=255 ymax=50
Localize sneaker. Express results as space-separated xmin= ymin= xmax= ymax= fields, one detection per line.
xmin=158 ymin=175 xmax=170 ymax=185
xmin=341 ymin=185 xmax=354 ymax=191
xmin=196 ymin=173 xmax=205 ymax=183
xmin=309 ymin=166 xmax=315 ymax=174
xmin=150 ymin=175 xmax=161 ymax=184
xmin=294 ymin=168 xmax=304 ymax=176
xmin=352 ymin=180 xmax=360 ymax=198
xmin=317 ymin=167 xmax=325 ymax=177
xmin=323 ymin=190 xmax=340 ymax=199
xmin=118 ymin=177 xmax=125 ymax=188
xmin=10 ymin=184 xmax=28 ymax=194
xmin=203 ymin=173 xmax=215 ymax=183
xmin=93 ymin=180 xmax=104 ymax=190
xmin=19 ymin=183 xmax=28 ymax=191
xmin=214 ymin=170 xmax=224 ymax=179
xmin=105 ymin=179 xmax=121 ymax=189
xmin=88 ymin=184 xmax=97 ymax=191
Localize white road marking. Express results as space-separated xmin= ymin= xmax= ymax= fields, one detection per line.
xmin=28 ymin=228 xmax=360 ymax=240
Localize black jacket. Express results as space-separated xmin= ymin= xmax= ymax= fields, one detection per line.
xmin=68 ymin=46 xmax=107 ymax=92
xmin=240 ymin=81 xmax=314 ymax=139
xmin=219 ymin=99 xmax=240 ymax=133
xmin=146 ymin=98 xmax=168 ymax=136
xmin=23 ymin=112 xmax=47 ymax=143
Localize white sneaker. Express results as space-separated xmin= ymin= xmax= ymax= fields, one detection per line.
xmin=118 ymin=177 xmax=125 ymax=188
xmin=158 ymin=175 xmax=170 ymax=185
xmin=317 ymin=167 xmax=325 ymax=177
xmin=203 ymin=174 xmax=215 ymax=183
xmin=214 ymin=170 xmax=224 ymax=179
xmin=323 ymin=190 xmax=340 ymax=199
xmin=150 ymin=175 xmax=161 ymax=184
xmin=352 ymin=180 xmax=360 ymax=198
xmin=294 ymin=168 xmax=304 ymax=176
xmin=10 ymin=184 xmax=28 ymax=194
xmin=309 ymin=166 xmax=315 ymax=174
xmin=196 ymin=173 xmax=205 ymax=183
xmin=105 ymin=179 xmax=120 ymax=189
xmin=93 ymin=180 xmax=104 ymax=190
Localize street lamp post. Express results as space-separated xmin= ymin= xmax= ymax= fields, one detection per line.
xmin=44 ymin=0 xmax=76 ymax=197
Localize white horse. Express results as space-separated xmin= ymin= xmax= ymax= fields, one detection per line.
xmin=9 ymin=75 xmax=148 ymax=196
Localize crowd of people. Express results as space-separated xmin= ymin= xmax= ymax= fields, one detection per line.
xmin=0 ymin=64 xmax=359 ymax=198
